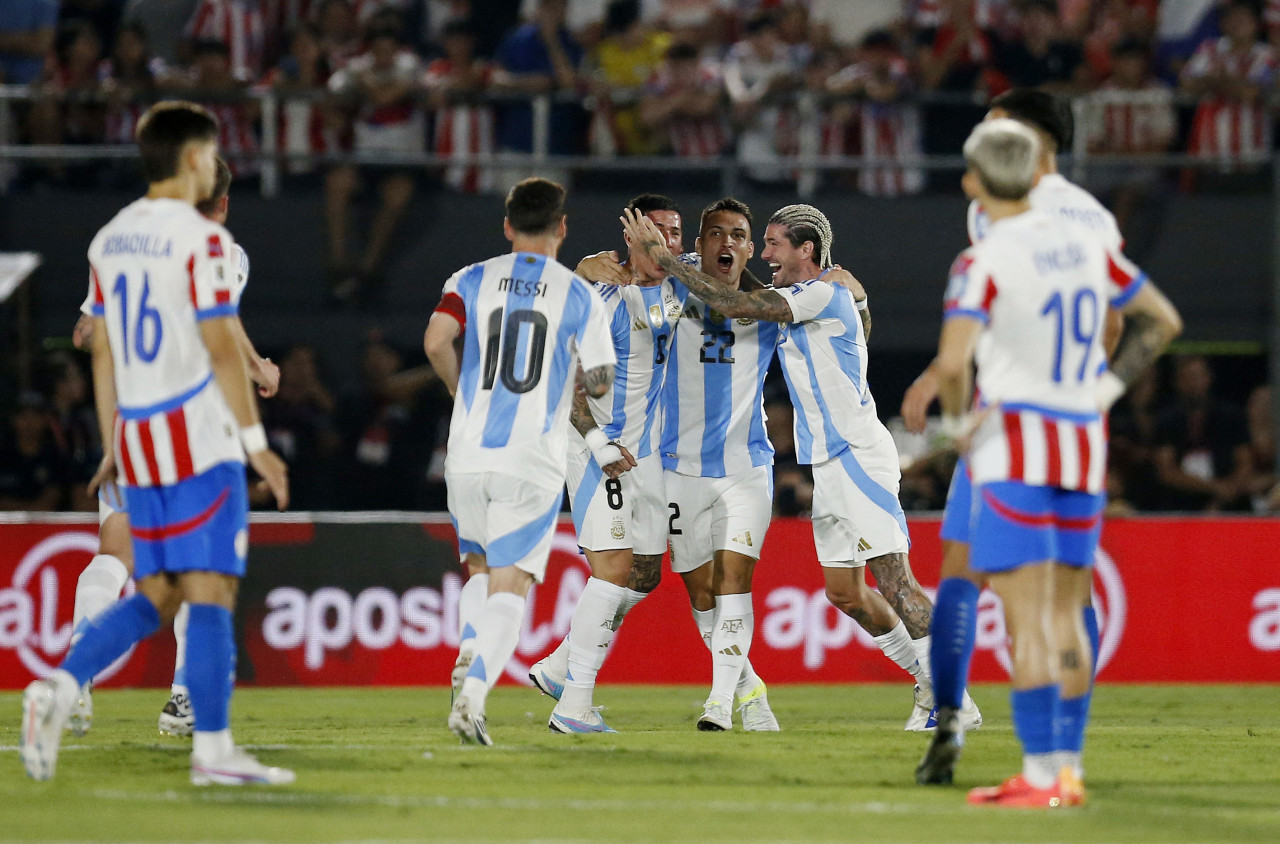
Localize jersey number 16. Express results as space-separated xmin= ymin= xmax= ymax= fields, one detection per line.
xmin=111 ymin=272 xmax=163 ymax=365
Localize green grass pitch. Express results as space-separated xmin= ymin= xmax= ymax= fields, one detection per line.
xmin=2 ymin=684 xmax=1277 ymax=842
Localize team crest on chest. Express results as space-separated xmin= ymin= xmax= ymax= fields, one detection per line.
xmin=648 ymin=303 xmax=665 ymax=328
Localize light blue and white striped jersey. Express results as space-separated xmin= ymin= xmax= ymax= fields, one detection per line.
xmin=441 ymin=252 xmax=616 ymax=492
xmin=588 ymin=279 xmax=688 ymax=459
xmin=774 ymin=279 xmax=889 ymax=465
xmin=661 ymin=255 xmax=781 ymax=477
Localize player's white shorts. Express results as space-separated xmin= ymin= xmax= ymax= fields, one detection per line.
xmin=811 ymin=445 xmax=910 ymax=567
xmin=446 ymin=471 xmax=563 ymax=583
xmin=566 ymin=447 xmax=667 ymax=555
xmin=97 ymin=481 xmax=128 ymax=526
xmin=665 ymin=465 xmax=772 ymax=573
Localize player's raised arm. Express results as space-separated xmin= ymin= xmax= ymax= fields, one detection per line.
xmin=621 ymin=208 xmax=794 ymax=323
xmin=575 ymin=250 xmax=631 ymax=287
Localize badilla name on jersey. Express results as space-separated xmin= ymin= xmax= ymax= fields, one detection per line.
xmin=497 ymin=276 xmax=549 ymax=297
xmin=101 ymin=233 xmax=173 ymax=258
xmin=1033 ymin=242 xmax=1087 ymax=276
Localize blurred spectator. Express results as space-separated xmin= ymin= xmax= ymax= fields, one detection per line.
xmin=916 ymin=0 xmax=1000 ymax=157
xmin=1083 ymin=0 xmax=1158 ymax=80
xmin=1181 ymin=1 xmax=1276 ymax=169
xmin=43 ymin=352 xmax=99 ymax=511
xmin=587 ymin=0 xmax=671 ymax=155
xmin=640 ymin=0 xmax=735 ymax=47
xmin=723 ymin=9 xmax=801 ymax=182
xmin=520 ymin=0 xmax=609 ymax=47
xmin=59 ymin=1 xmax=126 ymax=55
xmin=491 ymin=0 xmax=586 ymax=171
xmin=1269 ymin=0 xmax=1280 ymax=48
xmin=325 ymin=21 xmax=424 ymax=303
xmin=184 ymin=0 xmax=267 ymax=81
xmin=1152 ymin=355 xmax=1251 ymax=512
xmin=0 ymin=0 xmax=57 ymax=85
xmin=1242 ymin=385 xmax=1276 ymax=511
xmin=261 ymin=0 xmax=321 ymax=64
xmin=183 ymin=39 xmax=262 ymax=177
xmin=316 ymin=0 xmax=360 ymax=69
xmin=121 ymin=0 xmax=199 ymax=66
xmin=424 ymin=20 xmax=497 ymax=192
xmin=1107 ymin=364 xmax=1162 ymax=510
xmin=0 ymin=392 xmax=68 ymax=512
xmin=996 ymin=0 xmax=1090 ymax=92
xmin=337 ymin=334 xmax=437 ymax=509
xmin=808 ymin=0 xmax=898 ymax=56
xmin=28 ymin=21 xmax=107 ymax=156
xmin=1082 ymin=37 xmax=1174 ymax=248
xmin=639 ymin=41 xmax=728 ymax=158
xmin=263 ymin=344 xmax=342 ymax=509
xmin=827 ymin=29 xmax=924 ymax=197
xmin=101 ymin=22 xmax=167 ymax=146
xmin=911 ymin=0 xmax=1014 ymax=32
xmin=764 ymin=390 xmax=812 ymax=516
xmin=267 ymin=23 xmax=338 ymax=177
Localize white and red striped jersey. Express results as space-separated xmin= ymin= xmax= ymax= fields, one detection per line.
xmin=185 ymin=0 xmax=267 ymax=80
xmin=1182 ymin=37 xmax=1278 ymax=163
xmin=912 ymin=0 xmax=1011 ymax=30
xmin=261 ymin=0 xmax=318 ymax=46
xmin=968 ymin=173 xmax=1122 ymax=251
xmin=86 ymin=198 xmax=246 ymax=488
xmin=329 ymin=50 xmax=426 ymax=153
xmin=1082 ymin=80 xmax=1176 ymax=154
xmin=204 ymin=102 xmax=261 ymax=177
xmin=944 ymin=209 xmax=1147 ymax=493
xmin=828 ymin=58 xmax=924 ymax=196
xmin=644 ymin=61 xmax=730 ymax=158
xmin=424 ymin=58 xmax=495 ymax=193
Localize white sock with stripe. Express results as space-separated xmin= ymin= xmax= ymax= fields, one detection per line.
xmin=458 ymin=592 xmax=525 ymax=712
xmin=456 ymin=573 xmax=488 ymax=658
xmin=708 ymin=593 xmax=754 ymax=707
xmin=874 ymin=622 xmax=929 ymax=684
xmin=560 ymin=578 xmax=626 ymax=711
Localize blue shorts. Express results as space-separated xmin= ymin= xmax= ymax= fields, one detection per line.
xmin=124 ymin=462 xmax=249 ymax=580
xmin=939 ymin=457 xmax=972 ymax=544
xmin=969 ymin=481 xmax=1104 ymax=573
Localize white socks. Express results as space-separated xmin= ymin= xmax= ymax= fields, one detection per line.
xmin=545 ymin=585 xmax=649 ymax=682
xmin=874 ymin=622 xmax=931 ymax=688
xmin=72 ymin=555 xmax=130 ymax=645
xmin=909 ymin=634 xmax=933 ymax=685
xmin=1023 ymin=753 xmax=1059 ymax=789
xmin=693 ymin=603 xmax=761 ymax=698
xmin=458 ymin=592 xmax=525 ymax=711
xmin=193 ymin=728 xmax=234 ymax=761
xmin=456 ymin=572 xmax=489 ymax=657
xmin=708 ymin=593 xmax=754 ymax=706
xmin=560 ymin=578 xmax=627 ymax=711
xmin=171 ymin=602 xmax=190 ymax=695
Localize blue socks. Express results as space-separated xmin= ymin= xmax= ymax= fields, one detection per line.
xmin=186 ymin=604 xmax=235 ymax=733
xmin=929 ymin=578 xmax=980 ymax=710
xmin=1055 ymin=692 xmax=1090 ymax=755
xmin=1083 ymin=605 xmax=1100 ymax=678
xmin=1010 ymin=684 xmax=1060 ymax=755
xmin=61 ymin=593 xmax=160 ymax=687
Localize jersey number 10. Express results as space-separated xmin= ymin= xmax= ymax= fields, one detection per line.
xmin=112 ymin=272 xmax=164 ymax=365
xmin=482 ymin=307 xmax=548 ymax=395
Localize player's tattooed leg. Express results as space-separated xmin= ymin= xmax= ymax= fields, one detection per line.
xmin=629 ymin=554 xmax=663 ymax=593
xmin=867 ymin=553 xmax=933 ymax=639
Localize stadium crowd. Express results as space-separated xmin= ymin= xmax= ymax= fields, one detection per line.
xmin=2 ymin=0 xmax=1279 ymax=194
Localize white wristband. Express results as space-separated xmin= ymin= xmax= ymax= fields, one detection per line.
xmin=1095 ymin=370 xmax=1126 ymax=412
xmin=583 ymin=427 xmax=623 ymax=468
xmin=240 ymin=423 xmax=268 ymax=455
xmin=856 ymin=297 xmax=870 ymax=312
xmin=938 ymin=413 xmax=969 ymax=442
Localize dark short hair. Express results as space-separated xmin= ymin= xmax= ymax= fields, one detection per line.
xmin=626 ymin=193 xmax=681 ymax=217
xmin=195 ymin=157 xmax=233 ymax=214
xmin=605 ymin=0 xmax=640 ymax=36
xmin=1023 ymin=0 xmax=1058 ymax=15
xmin=440 ymin=20 xmax=476 ymax=40
xmin=989 ymin=88 xmax=1073 ymax=152
xmin=1111 ymin=37 xmax=1151 ymax=59
xmin=744 ymin=9 xmax=776 ymax=36
xmin=861 ymin=29 xmax=897 ymax=51
xmin=699 ymin=197 xmax=752 ymax=235
xmin=135 ymin=101 xmax=219 ymax=183
xmin=193 ymin=38 xmax=231 ymax=59
xmin=666 ymin=42 xmax=699 ymax=63
xmin=506 ymin=178 xmax=567 ymax=235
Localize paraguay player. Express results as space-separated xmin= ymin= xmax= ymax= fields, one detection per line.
xmin=932 ymin=119 xmax=1180 ymax=807
xmin=523 ymin=194 xmax=687 ymax=733
xmin=424 ymin=178 xmax=617 ymax=746
xmin=909 ymin=89 xmax=1140 ymax=785
xmin=622 ymin=204 xmax=980 ymax=730
xmin=67 ymin=157 xmax=279 ymax=739
xmin=21 ymin=102 xmax=293 ymax=785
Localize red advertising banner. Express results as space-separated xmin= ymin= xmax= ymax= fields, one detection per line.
xmin=2 ymin=514 xmax=1278 ymax=689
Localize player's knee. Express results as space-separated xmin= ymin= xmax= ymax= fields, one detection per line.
xmin=824 ymin=581 xmax=864 ymax=615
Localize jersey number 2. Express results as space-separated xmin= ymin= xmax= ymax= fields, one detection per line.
xmin=111 ymin=272 xmax=163 ymax=365
xmin=482 ymin=308 xmax=548 ymax=394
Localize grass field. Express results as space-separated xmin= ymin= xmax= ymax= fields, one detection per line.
xmin=2 ymin=684 xmax=1278 ymax=842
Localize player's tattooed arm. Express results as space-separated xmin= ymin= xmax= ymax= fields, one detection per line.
xmin=621 ymin=209 xmax=794 ymax=322
xmin=569 ymin=369 xmax=599 ymax=436
xmin=1109 ymin=284 xmax=1182 ymax=387
xmin=582 ymin=363 xmax=613 ymax=399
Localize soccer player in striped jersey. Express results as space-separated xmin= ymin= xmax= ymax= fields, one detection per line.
xmin=425 ymin=178 xmax=617 ymax=746
xmin=931 ymin=120 xmax=1180 ymax=807
xmin=66 ymin=157 xmax=279 ymax=741
xmin=21 ymin=102 xmax=293 ymax=786
xmin=907 ymin=90 xmax=1138 ymax=786
xmin=523 ymin=194 xmax=688 ymax=733
xmin=622 ymin=203 xmax=979 ymax=732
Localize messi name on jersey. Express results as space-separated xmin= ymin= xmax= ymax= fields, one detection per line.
xmin=497 ymin=276 xmax=549 ymax=297
xmin=101 ymin=233 xmax=173 ymax=258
